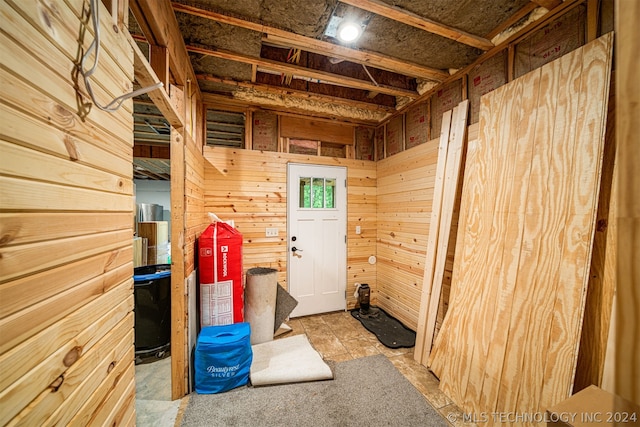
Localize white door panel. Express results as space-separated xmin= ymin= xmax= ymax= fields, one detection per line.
xmin=287 ymin=163 xmax=347 ymax=317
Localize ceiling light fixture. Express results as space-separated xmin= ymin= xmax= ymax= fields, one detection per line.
xmin=337 ymin=21 xmax=362 ymax=43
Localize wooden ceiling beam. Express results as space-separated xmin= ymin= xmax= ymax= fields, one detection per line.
xmin=197 ymin=74 xmax=397 ymax=113
xmin=485 ymin=2 xmax=539 ymax=40
xmin=130 ymin=0 xmax=188 ymax=85
xmin=127 ymin=31 xmax=184 ymax=127
xmin=201 ymin=92 xmax=384 ymax=125
xmin=187 ymin=45 xmax=419 ymax=98
xmin=171 ymin=2 xmax=448 ymax=81
xmin=339 ymin=0 xmax=494 ymax=50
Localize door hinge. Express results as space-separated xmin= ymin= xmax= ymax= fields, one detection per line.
xmin=345 ymin=235 xmax=347 ymax=243
xmin=344 ymin=179 xmax=347 ymax=187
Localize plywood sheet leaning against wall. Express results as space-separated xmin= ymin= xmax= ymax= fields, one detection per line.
xmin=202 ymin=147 xmax=376 ymax=308
xmin=0 ymin=0 xmax=135 ymax=425
xmin=428 ymin=33 xmax=614 ymax=425
xmin=573 ymin=76 xmax=616 ymax=393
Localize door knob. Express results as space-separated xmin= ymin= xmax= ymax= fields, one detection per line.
xmin=291 ymin=246 xmax=303 ymax=252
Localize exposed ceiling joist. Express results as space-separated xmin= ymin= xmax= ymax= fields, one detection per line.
xmin=339 ymin=0 xmax=494 ymax=50
xmin=485 ymin=2 xmax=539 ymax=39
xmin=171 ymin=2 xmax=449 ymax=81
xmin=130 ymin=0 xmax=196 ymax=87
xmin=201 ymin=92 xmax=386 ymax=124
xmin=197 ymin=74 xmax=396 ymax=114
xmin=128 ymin=32 xmax=184 ymax=127
xmin=186 ymin=45 xmax=418 ymax=98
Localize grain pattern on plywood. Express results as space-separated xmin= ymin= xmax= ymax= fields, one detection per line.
xmin=429 ymin=82 xmax=509 ymax=380
xmin=539 ymin=32 xmax=613 ymax=411
xmin=429 ymin=33 xmax=613 ymax=423
xmin=511 ymin=46 xmax=584 ymax=416
xmin=480 ymin=61 xmax=546 ymax=416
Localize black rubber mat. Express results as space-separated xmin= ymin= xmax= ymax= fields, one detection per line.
xmin=350 ymin=307 xmax=416 ymax=348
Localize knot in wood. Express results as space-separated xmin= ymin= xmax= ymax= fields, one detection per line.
xmin=49 ymin=375 xmax=64 ymax=392
xmin=63 ymin=346 xmax=82 ymax=367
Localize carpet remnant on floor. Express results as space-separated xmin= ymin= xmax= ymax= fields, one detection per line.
xmin=350 ymin=307 xmax=416 ymax=348
xmin=250 ymin=334 xmax=333 ymax=386
xmin=180 ymin=354 xmax=445 ymax=427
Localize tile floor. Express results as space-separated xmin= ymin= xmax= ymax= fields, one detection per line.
xmin=135 ymin=310 xmax=474 ymax=427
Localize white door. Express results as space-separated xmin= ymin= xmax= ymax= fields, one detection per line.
xmin=287 ymin=163 xmax=347 ymax=317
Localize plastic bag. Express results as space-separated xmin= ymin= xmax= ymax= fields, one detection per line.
xmin=194 ymin=323 xmax=252 ymax=393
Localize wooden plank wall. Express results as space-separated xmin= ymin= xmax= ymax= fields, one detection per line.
xmin=374 ymin=123 xmax=478 ymax=332
xmin=429 ymin=33 xmax=613 ymax=422
xmin=615 ymin=0 xmax=640 ymax=405
xmin=185 ymin=133 xmax=208 ymax=276
xmin=0 ymin=0 xmax=135 ymax=425
xmin=202 ymin=147 xmax=376 ymax=308
xmin=376 ymin=137 xmax=438 ymax=330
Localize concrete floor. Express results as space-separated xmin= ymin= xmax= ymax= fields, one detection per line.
xmin=135 ymin=310 xmax=473 ymax=427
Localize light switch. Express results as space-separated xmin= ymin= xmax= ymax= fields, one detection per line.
xmin=355 ymin=225 xmax=361 ymax=235
xmin=266 ymin=228 xmax=279 ymax=237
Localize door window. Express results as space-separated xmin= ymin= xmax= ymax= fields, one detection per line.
xmin=299 ymin=177 xmax=337 ymax=209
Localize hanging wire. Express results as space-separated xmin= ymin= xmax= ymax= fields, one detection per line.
xmin=81 ymin=0 xmax=163 ymax=112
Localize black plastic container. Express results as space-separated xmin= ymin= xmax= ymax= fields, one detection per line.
xmin=358 ymin=283 xmax=371 ymax=311
xmin=133 ymin=264 xmax=171 ymax=363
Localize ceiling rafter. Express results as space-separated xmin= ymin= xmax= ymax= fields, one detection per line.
xmin=339 ymin=0 xmax=494 ymax=50
xmin=197 ymin=73 xmax=397 ymax=114
xmin=171 ymin=2 xmax=449 ymax=81
xmin=201 ymin=92 xmax=386 ymax=124
xmin=186 ymin=44 xmax=419 ymax=98
xmin=130 ymin=0 xmax=201 ymax=94
xmin=485 ymin=2 xmax=539 ymax=40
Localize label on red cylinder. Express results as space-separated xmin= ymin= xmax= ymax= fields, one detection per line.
xmin=198 ymin=222 xmax=244 ymax=326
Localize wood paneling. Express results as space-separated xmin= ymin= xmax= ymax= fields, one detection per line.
xmin=429 ymin=33 xmax=614 ymax=421
xmin=615 ymin=0 xmax=640 ymax=405
xmin=376 ymin=137 xmax=438 ymax=330
xmin=203 ymin=147 xmax=376 ymax=308
xmin=414 ymin=100 xmax=469 ymax=365
xmin=0 ymin=0 xmax=135 ymax=424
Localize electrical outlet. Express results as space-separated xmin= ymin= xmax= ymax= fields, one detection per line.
xmin=266 ymin=227 xmax=279 ymax=237
xmin=355 ymin=225 xmax=361 ymax=235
